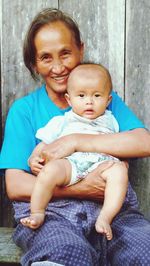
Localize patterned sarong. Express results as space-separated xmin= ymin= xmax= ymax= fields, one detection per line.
xmin=13 ymin=183 xmax=150 ymax=266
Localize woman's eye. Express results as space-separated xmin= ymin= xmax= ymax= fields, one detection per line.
xmin=62 ymin=52 xmax=69 ymax=57
xmin=42 ymin=55 xmax=52 ymax=62
xmin=61 ymin=50 xmax=71 ymax=58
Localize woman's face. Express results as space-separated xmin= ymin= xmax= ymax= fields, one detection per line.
xmin=34 ymin=21 xmax=84 ymax=98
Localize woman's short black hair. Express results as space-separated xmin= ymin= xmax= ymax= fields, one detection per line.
xmin=23 ymin=8 xmax=82 ymax=80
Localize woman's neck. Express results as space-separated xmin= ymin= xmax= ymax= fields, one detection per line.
xmin=46 ymin=86 xmax=69 ymax=109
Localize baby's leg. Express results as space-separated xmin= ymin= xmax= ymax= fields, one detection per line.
xmin=20 ymin=159 xmax=72 ymax=229
xmin=95 ymin=161 xmax=128 ymax=240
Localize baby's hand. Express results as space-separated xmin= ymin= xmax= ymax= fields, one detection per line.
xmin=28 ymin=155 xmax=45 ymax=175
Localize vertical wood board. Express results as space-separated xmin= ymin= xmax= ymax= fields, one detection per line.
xmin=125 ymin=0 xmax=150 ymax=219
xmin=60 ymin=0 xmax=125 ymax=97
xmin=125 ymin=0 xmax=150 ymax=128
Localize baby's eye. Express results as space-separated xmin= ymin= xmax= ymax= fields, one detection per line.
xmin=95 ymin=94 xmax=101 ymax=97
xmin=79 ymin=94 xmax=84 ymax=97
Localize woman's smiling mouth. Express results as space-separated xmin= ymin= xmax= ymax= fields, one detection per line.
xmin=52 ymin=74 xmax=69 ymax=84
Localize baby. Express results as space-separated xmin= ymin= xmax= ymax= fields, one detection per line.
xmin=21 ymin=63 xmax=128 ymax=240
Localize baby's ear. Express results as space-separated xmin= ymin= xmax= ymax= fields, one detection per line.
xmin=107 ymin=95 xmax=112 ymax=106
xmin=65 ymin=93 xmax=72 ymax=106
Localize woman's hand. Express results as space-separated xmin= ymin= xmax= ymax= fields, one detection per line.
xmin=41 ymin=134 xmax=77 ymax=161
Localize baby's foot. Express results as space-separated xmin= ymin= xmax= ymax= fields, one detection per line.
xmin=20 ymin=212 xmax=45 ymax=229
xmin=95 ymin=214 xmax=113 ymax=240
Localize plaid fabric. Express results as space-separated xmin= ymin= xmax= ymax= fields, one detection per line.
xmin=13 ymin=184 xmax=150 ymax=266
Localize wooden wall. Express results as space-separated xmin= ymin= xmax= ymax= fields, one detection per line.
xmin=0 ymin=0 xmax=150 ymax=226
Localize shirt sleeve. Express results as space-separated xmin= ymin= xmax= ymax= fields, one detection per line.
xmin=108 ymin=91 xmax=145 ymax=131
xmin=36 ymin=115 xmax=65 ymax=144
xmin=111 ymin=114 xmax=119 ymax=133
xmin=0 ymin=99 xmax=36 ymax=172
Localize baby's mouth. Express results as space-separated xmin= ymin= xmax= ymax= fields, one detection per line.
xmin=84 ymin=109 xmax=94 ymax=114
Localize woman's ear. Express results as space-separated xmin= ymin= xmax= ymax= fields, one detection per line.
xmin=80 ymin=42 xmax=84 ymax=61
xmin=34 ymin=66 xmax=39 ymax=75
xmin=65 ymin=93 xmax=72 ymax=106
xmin=107 ymin=95 xmax=112 ymax=107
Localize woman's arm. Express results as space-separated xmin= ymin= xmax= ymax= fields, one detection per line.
xmin=29 ymin=141 xmax=47 ymax=158
xmin=5 ymin=128 xmax=149 ymax=202
xmin=5 ymin=163 xmax=109 ymax=202
xmin=40 ymin=128 xmax=150 ymax=160
xmin=5 ymin=169 xmax=36 ymax=201
xmin=75 ymin=128 xmax=150 ymax=158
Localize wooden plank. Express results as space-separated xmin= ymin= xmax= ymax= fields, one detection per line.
xmin=125 ymin=0 xmax=150 ymax=219
xmin=60 ymin=0 xmax=125 ymax=98
xmin=125 ymin=0 xmax=150 ymax=127
xmin=0 ymin=227 xmax=22 ymax=263
xmin=1 ymin=0 xmax=58 ymax=127
xmin=0 ymin=178 xmax=2 ymax=226
xmin=1 ymin=176 xmax=15 ymax=227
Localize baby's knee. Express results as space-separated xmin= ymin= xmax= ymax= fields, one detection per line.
xmin=100 ymin=161 xmax=128 ymax=182
xmin=113 ymin=161 xmax=128 ymax=175
xmin=40 ymin=160 xmax=61 ymax=177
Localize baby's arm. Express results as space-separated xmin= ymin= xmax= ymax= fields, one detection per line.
xmin=28 ymin=142 xmax=47 ymax=175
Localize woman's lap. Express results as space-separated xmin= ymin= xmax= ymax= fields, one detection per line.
xmin=13 ymin=208 xmax=150 ymax=266
xmin=13 ymin=184 xmax=150 ymax=266
xmin=13 ymin=214 xmax=100 ymax=266
xmin=107 ymin=208 xmax=150 ymax=265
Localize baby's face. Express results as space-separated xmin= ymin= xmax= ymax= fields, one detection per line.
xmin=66 ymin=73 xmax=111 ymax=119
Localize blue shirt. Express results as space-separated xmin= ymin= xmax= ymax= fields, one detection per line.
xmin=0 ymin=84 xmax=145 ymax=173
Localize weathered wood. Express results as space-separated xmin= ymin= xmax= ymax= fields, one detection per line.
xmin=125 ymin=0 xmax=150 ymax=128
xmin=0 ymin=227 xmax=22 ymax=264
xmin=125 ymin=0 xmax=150 ymax=220
xmin=60 ymin=0 xmax=125 ymax=98
xmin=1 ymin=0 xmax=58 ymax=127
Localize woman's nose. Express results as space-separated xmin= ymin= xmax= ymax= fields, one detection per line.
xmin=50 ymin=61 xmax=65 ymax=74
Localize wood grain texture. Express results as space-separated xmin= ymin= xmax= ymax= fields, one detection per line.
xmin=1 ymin=0 xmax=58 ymax=126
xmin=0 ymin=227 xmax=22 ymax=263
xmin=60 ymin=0 xmax=125 ymax=97
xmin=125 ymin=0 xmax=150 ymax=219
